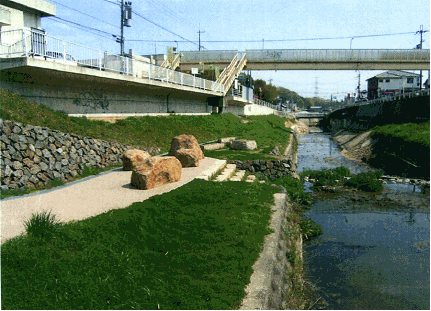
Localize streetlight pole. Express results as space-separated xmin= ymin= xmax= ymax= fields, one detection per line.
xmin=350 ymin=37 xmax=354 ymax=49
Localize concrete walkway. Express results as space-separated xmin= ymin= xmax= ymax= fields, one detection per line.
xmin=1 ymin=157 xmax=226 ymax=244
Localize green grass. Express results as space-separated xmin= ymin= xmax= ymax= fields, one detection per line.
xmin=301 ymin=166 xmax=384 ymax=193
xmin=272 ymin=174 xmax=312 ymax=205
xmin=1 ymin=180 xmax=278 ymax=310
xmin=371 ymin=121 xmax=430 ymax=148
xmin=0 ymin=89 xmax=292 ymax=154
xmin=204 ymin=147 xmax=284 ymax=161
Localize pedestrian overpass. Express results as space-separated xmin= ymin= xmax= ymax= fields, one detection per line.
xmin=178 ymin=49 xmax=430 ymax=71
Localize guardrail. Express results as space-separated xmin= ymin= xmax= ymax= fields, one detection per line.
xmin=179 ymin=49 xmax=430 ymax=63
xmin=0 ymin=28 xmax=224 ymax=94
xmin=355 ymin=88 xmax=430 ymax=106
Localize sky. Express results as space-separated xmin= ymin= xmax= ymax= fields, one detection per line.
xmin=41 ymin=0 xmax=430 ymax=100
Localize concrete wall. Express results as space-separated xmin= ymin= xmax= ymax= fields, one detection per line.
xmin=239 ymin=133 xmax=302 ymax=309
xmin=223 ymin=103 xmax=275 ymax=116
xmin=0 ymin=79 xmax=213 ymax=114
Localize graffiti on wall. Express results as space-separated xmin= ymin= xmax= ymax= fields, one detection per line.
xmin=73 ymin=91 xmax=110 ymax=111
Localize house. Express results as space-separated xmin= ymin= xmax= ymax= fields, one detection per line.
xmin=366 ymin=70 xmax=421 ymax=100
xmin=0 ymin=0 xmax=55 ymax=31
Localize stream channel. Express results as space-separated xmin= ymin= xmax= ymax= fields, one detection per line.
xmin=297 ymin=130 xmax=430 ymax=310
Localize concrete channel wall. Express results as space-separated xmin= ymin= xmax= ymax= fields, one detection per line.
xmin=239 ymin=131 xmax=302 ymax=309
xmin=240 ymin=192 xmax=302 ymax=310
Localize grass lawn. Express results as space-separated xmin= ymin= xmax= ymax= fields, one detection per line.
xmin=371 ymin=121 xmax=430 ymax=148
xmin=1 ymin=180 xmax=279 ymax=310
xmin=0 ymin=89 xmax=293 ymax=154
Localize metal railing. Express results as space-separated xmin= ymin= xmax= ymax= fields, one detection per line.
xmin=0 ymin=28 xmax=224 ymax=94
xmin=180 ymin=49 xmax=430 ymax=63
xmin=362 ymin=88 xmax=430 ymax=105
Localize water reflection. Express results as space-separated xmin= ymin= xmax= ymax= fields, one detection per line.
xmin=298 ymin=132 xmax=430 ymax=310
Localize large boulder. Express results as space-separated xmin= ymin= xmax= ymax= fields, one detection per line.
xmin=168 ymin=134 xmax=204 ymax=165
xmin=131 ymin=156 xmax=182 ymax=190
xmin=175 ymin=148 xmax=200 ymax=167
xmin=231 ymin=139 xmax=258 ymax=150
xmin=122 ymin=149 xmax=151 ymax=171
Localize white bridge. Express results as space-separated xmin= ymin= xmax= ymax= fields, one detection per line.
xmin=179 ymin=49 xmax=430 ymax=71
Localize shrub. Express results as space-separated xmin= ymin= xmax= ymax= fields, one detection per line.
xmin=345 ymin=172 xmax=383 ymax=192
xmin=272 ymin=175 xmax=312 ymax=205
xmin=300 ymin=218 xmax=323 ymax=241
xmin=23 ymin=210 xmax=60 ymax=240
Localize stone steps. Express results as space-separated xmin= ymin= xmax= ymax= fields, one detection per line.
xmin=215 ymin=164 xmax=237 ymax=182
xmin=212 ymin=163 xmax=264 ymax=184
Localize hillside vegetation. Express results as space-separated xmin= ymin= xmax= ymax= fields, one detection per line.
xmin=0 ymin=89 xmax=292 ymax=153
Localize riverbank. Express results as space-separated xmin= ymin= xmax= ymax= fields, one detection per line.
xmin=329 ymin=123 xmax=430 ymax=181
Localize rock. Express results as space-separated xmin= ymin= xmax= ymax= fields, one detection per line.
xmin=218 ymin=137 xmax=236 ymax=143
xmin=231 ymin=139 xmax=258 ymax=150
xmin=122 ymin=149 xmax=152 ymax=171
xmin=269 ymin=146 xmax=281 ymax=156
xmin=175 ymin=149 xmax=200 ymax=167
xmin=131 ymin=156 xmax=182 ymax=190
xmin=168 ymin=134 xmax=204 ymax=160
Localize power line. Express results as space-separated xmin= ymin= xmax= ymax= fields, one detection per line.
xmin=49 ymin=16 xmax=116 ymax=38
xmin=126 ymin=31 xmax=422 ymax=43
xmin=131 ymin=10 xmax=198 ymax=47
xmin=100 ymin=0 xmax=120 ymax=6
xmin=48 ymin=17 xmax=117 ymax=40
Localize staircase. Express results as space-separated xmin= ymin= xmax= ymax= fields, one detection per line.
xmin=213 ymin=163 xmax=262 ymax=183
xmin=212 ymin=53 xmax=247 ymax=95
xmin=160 ymin=53 xmax=181 ymax=70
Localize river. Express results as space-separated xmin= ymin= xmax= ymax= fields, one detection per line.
xmin=297 ymin=131 xmax=430 ymax=310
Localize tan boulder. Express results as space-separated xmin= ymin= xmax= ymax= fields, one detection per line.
xmin=122 ymin=149 xmax=151 ymax=171
xmin=175 ymin=148 xmax=200 ymax=167
xmin=168 ymin=134 xmax=204 ymax=160
xmin=131 ymin=156 xmax=182 ymax=190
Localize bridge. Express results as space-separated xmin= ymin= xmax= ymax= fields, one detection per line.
xmin=1 ymin=27 xmax=429 ymax=117
xmin=178 ymin=49 xmax=430 ymax=71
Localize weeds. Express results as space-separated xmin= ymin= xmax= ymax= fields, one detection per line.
xmin=301 ymin=166 xmax=384 ymax=193
xmin=23 ymin=210 xmax=60 ymax=240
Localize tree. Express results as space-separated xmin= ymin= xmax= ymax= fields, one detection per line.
xmin=253 ymin=79 xmax=278 ymax=103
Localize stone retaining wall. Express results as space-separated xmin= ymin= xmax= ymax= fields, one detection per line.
xmin=229 ymin=132 xmax=299 ymax=180
xmin=0 ymin=119 xmax=159 ymax=190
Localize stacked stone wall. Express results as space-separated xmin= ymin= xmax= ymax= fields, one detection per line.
xmin=0 ymin=119 xmax=158 ymax=190
xmin=229 ymin=132 xmax=299 ymax=180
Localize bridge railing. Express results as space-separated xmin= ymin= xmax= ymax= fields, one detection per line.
xmin=0 ymin=28 xmax=224 ymax=95
xmin=179 ymin=49 xmax=430 ymax=63
xmin=180 ymin=50 xmax=239 ymax=62
xmin=246 ymin=49 xmax=430 ymax=62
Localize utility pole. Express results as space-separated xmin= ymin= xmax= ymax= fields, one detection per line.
xmin=416 ymin=25 xmax=429 ymax=90
xmin=117 ymin=1 xmax=132 ymax=56
xmin=198 ymin=26 xmax=205 ymax=51
xmin=357 ymin=71 xmax=361 ymax=100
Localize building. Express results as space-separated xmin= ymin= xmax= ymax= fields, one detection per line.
xmin=366 ymin=70 xmax=421 ymax=100
xmin=0 ymin=0 xmax=55 ymax=30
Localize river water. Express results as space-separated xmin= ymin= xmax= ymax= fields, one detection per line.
xmin=297 ymin=131 xmax=430 ymax=310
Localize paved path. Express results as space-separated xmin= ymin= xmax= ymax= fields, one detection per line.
xmin=1 ymin=157 xmax=226 ymax=244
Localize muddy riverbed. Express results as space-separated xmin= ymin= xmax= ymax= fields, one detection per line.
xmin=297 ymin=131 xmax=430 ymax=310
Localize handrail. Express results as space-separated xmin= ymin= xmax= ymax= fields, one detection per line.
xmin=0 ymin=28 xmax=224 ymax=95
xmin=180 ymin=48 xmax=430 ymax=63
